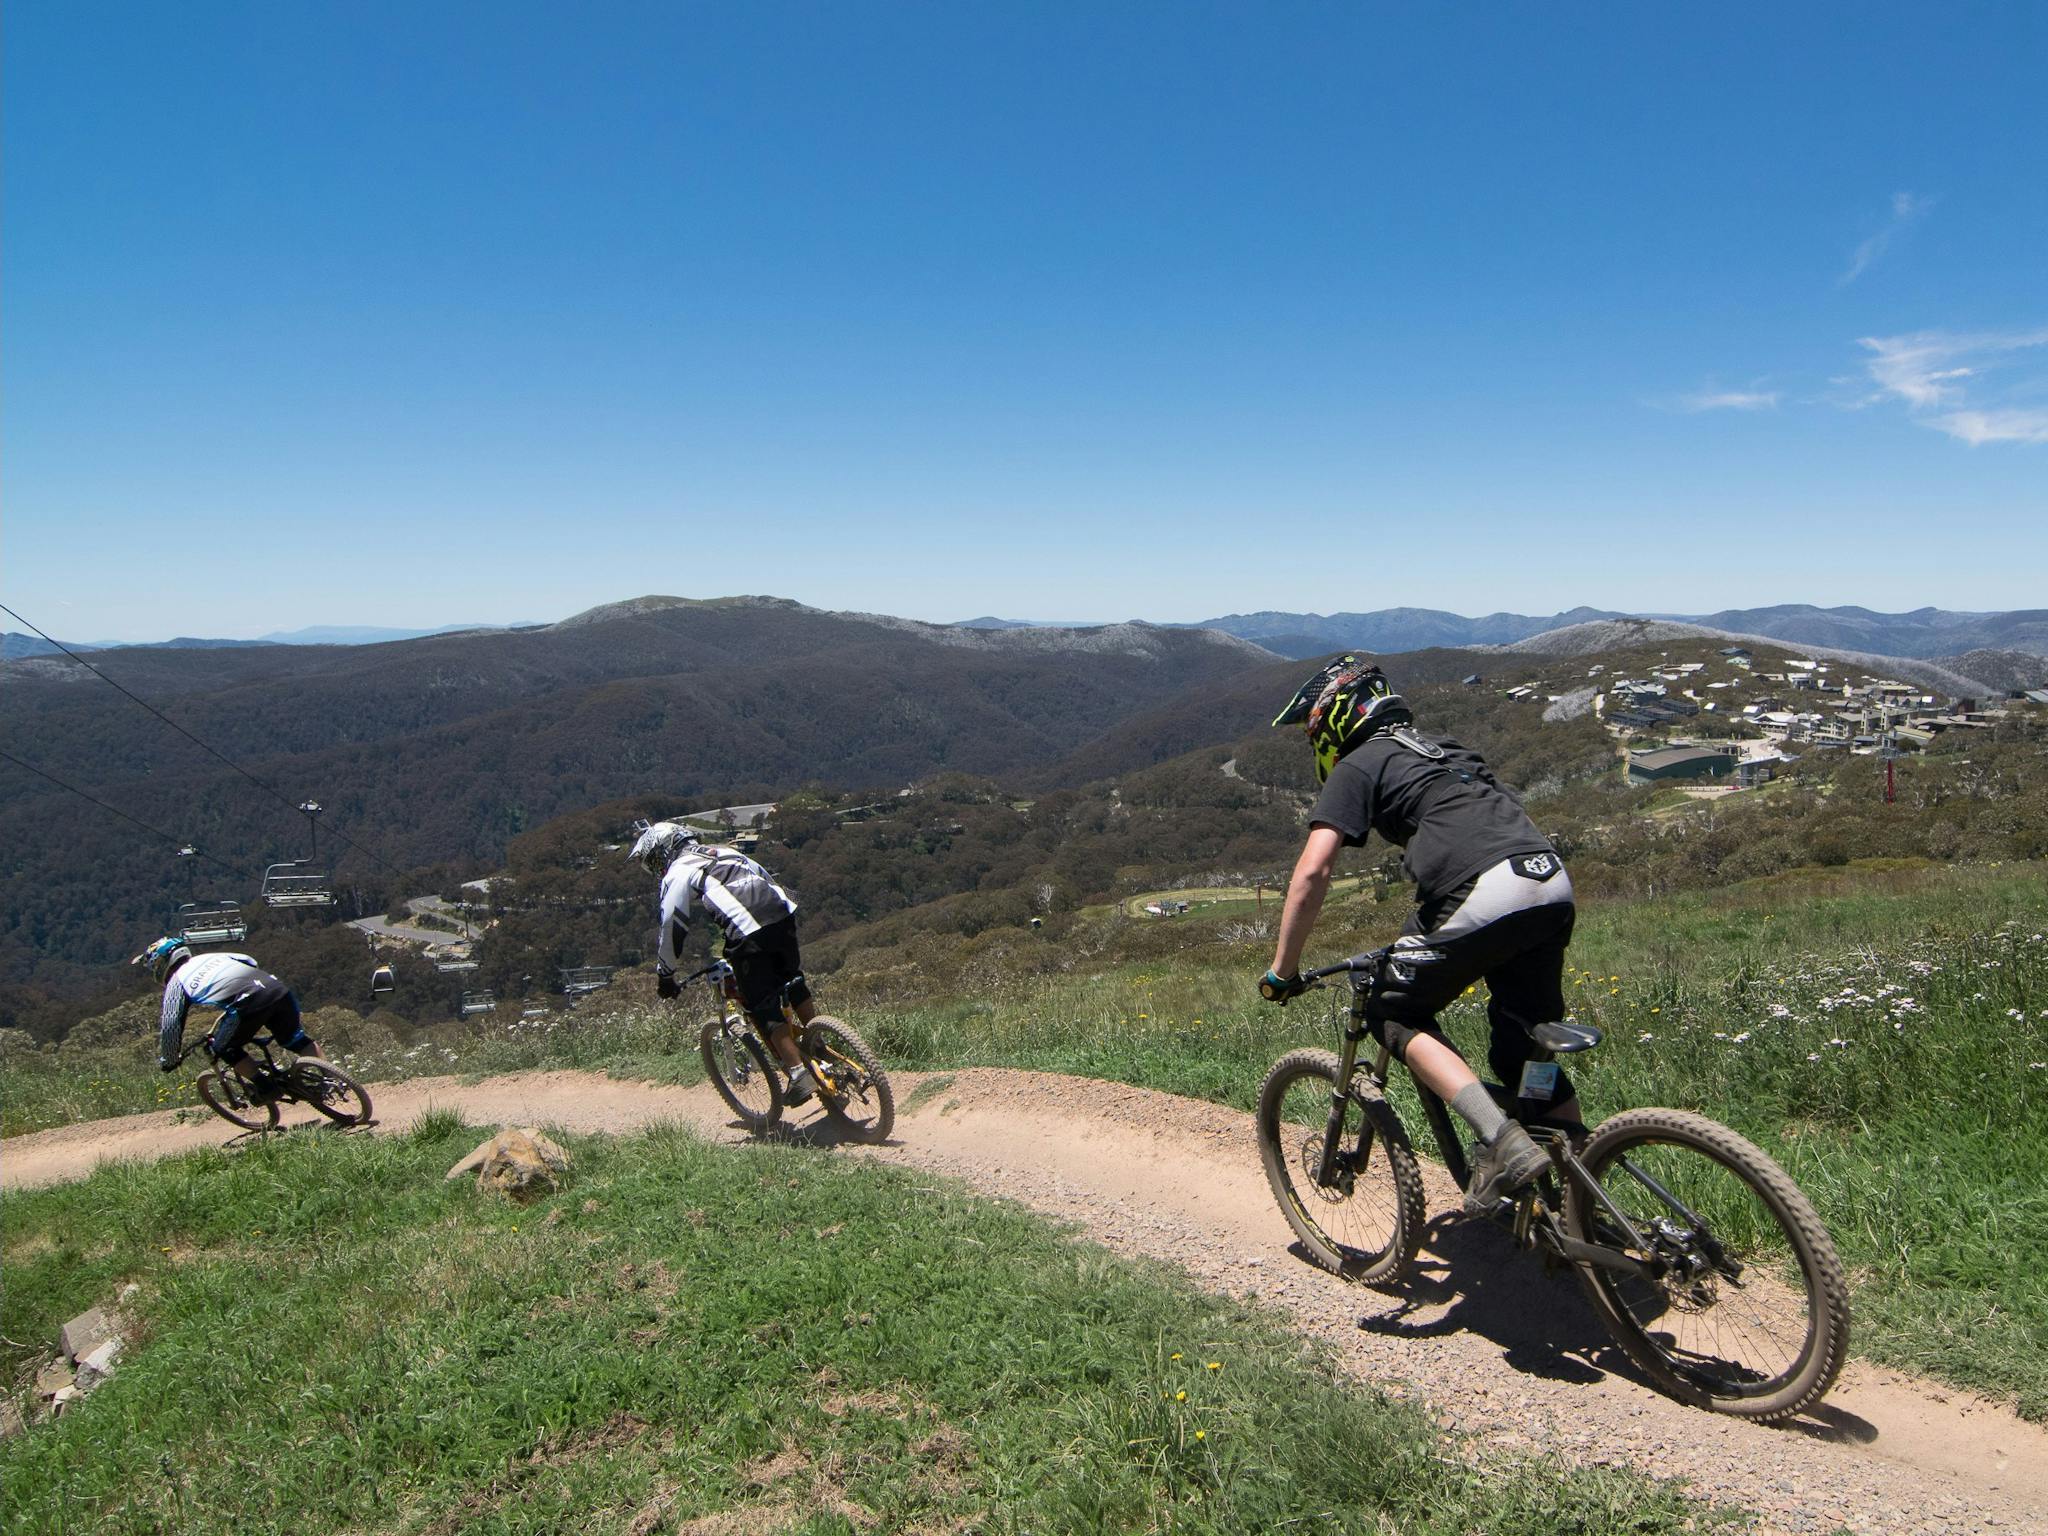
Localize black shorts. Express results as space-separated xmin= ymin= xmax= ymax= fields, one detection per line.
xmin=725 ymin=917 xmax=810 ymax=1027
xmin=208 ymin=981 xmax=311 ymax=1066
xmin=1367 ymin=853 xmax=1578 ymax=1105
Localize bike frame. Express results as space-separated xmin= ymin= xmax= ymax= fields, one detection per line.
xmin=1302 ymin=949 xmax=1662 ymax=1283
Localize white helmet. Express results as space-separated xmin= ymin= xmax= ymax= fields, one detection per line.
xmin=627 ymin=819 xmax=699 ymax=874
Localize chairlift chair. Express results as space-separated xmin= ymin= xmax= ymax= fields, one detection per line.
xmin=262 ymin=861 xmax=335 ymax=908
xmin=177 ymin=900 xmax=249 ymax=946
xmin=370 ymin=964 xmax=396 ymax=997
xmin=559 ymin=965 xmax=614 ymax=996
xmin=459 ymin=990 xmax=497 ymax=1016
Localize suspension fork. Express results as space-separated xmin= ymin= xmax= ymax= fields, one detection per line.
xmin=1314 ymin=981 xmax=1390 ymax=1186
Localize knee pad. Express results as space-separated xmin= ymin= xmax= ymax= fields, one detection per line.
xmin=782 ymin=973 xmax=813 ymax=1010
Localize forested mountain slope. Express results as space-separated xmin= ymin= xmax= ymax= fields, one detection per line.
xmin=0 ymin=598 xmax=1269 ymax=1019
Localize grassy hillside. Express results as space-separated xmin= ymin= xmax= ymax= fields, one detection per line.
xmin=13 ymin=862 xmax=2046 ymax=1420
xmin=1 ymin=1118 xmax=1721 ymax=1535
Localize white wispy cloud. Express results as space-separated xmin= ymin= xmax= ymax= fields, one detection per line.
xmin=1857 ymin=327 xmax=2048 ymax=444
xmin=1925 ymin=409 xmax=2048 ymax=446
xmin=1840 ymin=190 xmax=1936 ymax=286
xmin=1678 ymin=388 xmax=1780 ymax=413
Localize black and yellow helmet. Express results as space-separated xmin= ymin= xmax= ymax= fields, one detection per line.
xmin=1271 ymin=654 xmax=1411 ymax=782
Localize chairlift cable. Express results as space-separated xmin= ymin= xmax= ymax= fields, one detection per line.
xmin=0 ymin=747 xmax=255 ymax=882
xmin=1 ymin=601 xmax=406 ymax=878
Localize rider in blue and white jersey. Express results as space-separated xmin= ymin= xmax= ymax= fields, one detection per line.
xmin=137 ymin=938 xmax=323 ymax=1096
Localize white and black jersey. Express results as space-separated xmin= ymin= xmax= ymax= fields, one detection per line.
xmin=656 ymin=846 xmax=799 ymax=971
xmin=158 ymin=953 xmax=288 ymax=1070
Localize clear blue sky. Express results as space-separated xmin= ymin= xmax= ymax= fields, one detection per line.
xmin=6 ymin=2 xmax=2043 ymax=641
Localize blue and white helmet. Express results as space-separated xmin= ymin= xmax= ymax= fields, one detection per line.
xmin=133 ymin=935 xmax=192 ymax=983
xmin=627 ymin=819 xmax=699 ymax=874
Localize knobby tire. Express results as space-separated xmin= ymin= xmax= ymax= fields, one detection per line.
xmin=1256 ymin=1048 xmax=1425 ymax=1283
xmin=1562 ymin=1107 xmax=1849 ymax=1421
xmin=700 ymin=1017 xmax=784 ymax=1133
xmin=802 ymin=1017 xmax=895 ymax=1144
xmin=289 ymin=1059 xmax=373 ymax=1127
xmin=196 ymin=1070 xmax=280 ymax=1133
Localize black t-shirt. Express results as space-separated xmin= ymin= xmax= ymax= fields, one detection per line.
xmin=1310 ymin=730 xmax=1555 ymax=902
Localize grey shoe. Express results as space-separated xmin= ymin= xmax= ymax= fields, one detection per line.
xmin=784 ymin=1066 xmax=818 ymax=1106
xmin=1464 ymin=1122 xmax=1549 ymax=1215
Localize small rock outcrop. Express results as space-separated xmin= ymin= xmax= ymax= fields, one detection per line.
xmin=446 ymin=1127 xmax=572 ymax=1202
xmin=8 ymin=1300 xmax=133 ymax=1435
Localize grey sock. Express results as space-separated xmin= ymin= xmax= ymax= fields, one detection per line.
xmin=1450 ymin=1083 xmax=1510 ymax=1145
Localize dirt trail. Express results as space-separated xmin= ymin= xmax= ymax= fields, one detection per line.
xmin=6 ymin=1067 xmax=2043 ymax=1535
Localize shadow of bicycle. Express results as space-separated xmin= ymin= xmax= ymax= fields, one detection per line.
xmin=1334 ymin=1211 xmax=1654 ymax=1392
xmin=716 ymin=1112 xmax=896 ymax=1150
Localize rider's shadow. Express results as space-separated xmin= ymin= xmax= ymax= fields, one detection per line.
xmin=1347 ymin=1213 xmax=1652 ymax=1391
xmin=738 ymin=1113 xmax=896 ymax=1150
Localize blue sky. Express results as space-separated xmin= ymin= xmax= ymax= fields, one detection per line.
xmin=5 ymin=3 xmax=2043 ymax=641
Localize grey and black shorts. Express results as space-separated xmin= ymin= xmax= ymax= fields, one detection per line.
xmin=1368 ymin=852 xmax=1578 ymax=1104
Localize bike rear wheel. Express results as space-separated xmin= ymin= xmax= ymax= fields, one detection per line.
xmin=1563 ymin=1108 xmax=1849 ymax=1421
xmin=1256 ymin=1049 xmax=1425 ymax=1283
xmin=196 ymin=1070 xmax=280 ymax=1133
xmin=700 ymin=1017 xmax=783 ymax=1132
xmin=288 ymin=1059 xmax=373 ymax=1127
xmin=803 ymin=1017 xmax=894 ymax=1143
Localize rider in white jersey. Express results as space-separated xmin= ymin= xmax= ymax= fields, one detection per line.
xmin=630 ymin=821 xmax=820 ymax=1103
xmin=138 ymin=938 xmax=323 ymax=1097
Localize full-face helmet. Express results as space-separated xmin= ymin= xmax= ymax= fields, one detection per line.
xmin=133 ymin=936 xmax=193 ymax=984
xmin=1271 ymin=654 xmax=1412 ymax=783
xmin=626 ymin=819 xmax=700 ymax=874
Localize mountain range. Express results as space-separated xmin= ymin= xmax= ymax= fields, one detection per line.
xmin=1183 ymin=605 xmax=2048 ymax=662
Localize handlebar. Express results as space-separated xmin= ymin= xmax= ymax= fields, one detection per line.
xmin=1298 ymin=945 xmax=1395 ymax=987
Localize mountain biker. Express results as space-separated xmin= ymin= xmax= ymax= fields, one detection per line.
xmin=1259 ymin=656 xmax=1579 ymax=1214
xmin=628 ymin=820 xmax=821 ymax=1104
xmin=136 ymin=937 xmax=324 ymax=1097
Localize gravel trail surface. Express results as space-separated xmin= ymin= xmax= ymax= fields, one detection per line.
xmin=6 ymin=1066 xmax=2042 ymax=1534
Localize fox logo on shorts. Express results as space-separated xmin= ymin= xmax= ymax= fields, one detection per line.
xmin=1513 ymin=853 xmax=1558 ymax=880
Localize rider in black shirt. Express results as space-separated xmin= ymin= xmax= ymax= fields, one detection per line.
xmin=1258 ymin=656 xmax=1576 ymax=1213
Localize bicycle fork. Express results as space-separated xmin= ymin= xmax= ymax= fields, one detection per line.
xmin=1314 ymin=985 xmax=1392 ymax=1188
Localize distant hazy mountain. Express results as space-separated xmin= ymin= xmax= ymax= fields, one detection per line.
xmin=1 ymin=632 xmax=275 ymax=660
xmin=1189 ymin=607 xmax=1628 ymax=657
xmin=257 ymin=622 xmax=534 ymax=645
xmin=1191 ymin=605 xmax=2047 ymax=661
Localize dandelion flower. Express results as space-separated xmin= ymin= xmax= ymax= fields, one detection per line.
xmin=1207 ymin=1361 xmax=1221 ymax=1371
xmin=1195 ymin=1429 xmax=1207 ymax=1441
xmin=1171 ymin=1352 xmax=1183 ymax=1361
xmin=1176 ymin=1390 xmax=1187 ymax=1402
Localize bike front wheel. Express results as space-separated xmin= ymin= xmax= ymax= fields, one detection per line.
xmin=196 ymin=1070 xmax=280 ymax=1133
xmin=699 ymin=1017 xmax=783 ymax=1132
xmin=287 ymin=1059 xmax=373 ymax=1127
xmin=1256 ymin=1049 xmax=1425 ymax=1283
xmin=802 ymin=1017 xmax=894 ymax=1143
xmin=1563 ymin=1107 xmax=1849 ymax=1421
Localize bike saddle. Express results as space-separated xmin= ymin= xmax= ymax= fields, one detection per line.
xmin=1529 ymin=1021 xmax=1603 ymax=1054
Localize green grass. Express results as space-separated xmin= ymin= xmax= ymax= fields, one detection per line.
xmin=11 ymin=861 xmax=2046 ymax=1418
xmin=1 ymin=1120 xmax=1728 ymax=1534
xmin=842 ymin=862 xmax=2048 ymax=1418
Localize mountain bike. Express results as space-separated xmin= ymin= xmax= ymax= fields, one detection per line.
xmin=182 ymin=1035 xmax=373 ymax=1133
xmin=683 ymin=960 xmax=894 ymax=1143
xmin=1256 ymin=946 xmax=1849 ymax=1421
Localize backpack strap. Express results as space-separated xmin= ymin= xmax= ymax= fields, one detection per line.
xmin=1386 ymin=725 xmax=1446 ymax=761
